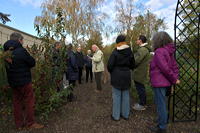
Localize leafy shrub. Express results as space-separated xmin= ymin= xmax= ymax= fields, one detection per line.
xmin=0 ymin=41 xmax=72 ymax=120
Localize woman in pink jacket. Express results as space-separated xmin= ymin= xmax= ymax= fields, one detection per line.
xmin=149 ymin=31 xmax=180 ymax=133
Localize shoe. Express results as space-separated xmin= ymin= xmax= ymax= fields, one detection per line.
xmin=27 ymin=123 xmax=44 ymax=129
xmin=95 ymin=89 xmax=100 ymax=93
xmin=67 ymin=94 xmax=77 ymax=102
xmin=111 ymin=115 xmax=119 ymax=121
xmin=148 ymin=126 xmax=167 ymax=133
xmin=120 ymin=115 xmax=129 ymax=120
xmin=132 ymin=103 xmax=146 ymax=111
xmin=16 ymin=127 xmax=25 ymax=131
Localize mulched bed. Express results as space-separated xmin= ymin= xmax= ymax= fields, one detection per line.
xmin=1 ymin=81 xmax=200 ymax=133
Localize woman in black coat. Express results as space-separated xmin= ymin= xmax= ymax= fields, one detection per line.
xmin=66 ymin=44 xmax=78 ymax=101
xmin=107 ymin=35 xmax=135 ymax=121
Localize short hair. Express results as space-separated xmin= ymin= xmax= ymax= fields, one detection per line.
xmin=68 ymin=43 xmax=73 ymax=50
xmin=152 ymin=31 xmax=173 ymax=50
xmin=54 ymin=41 xmax=61 ymax=46
xmin=139 ymin=35 xmax=147 ymax=43
xmin=116 ymin=35 xmax=126 ymax=44
xmin=10 ymin=32 xmax=23 ymax=41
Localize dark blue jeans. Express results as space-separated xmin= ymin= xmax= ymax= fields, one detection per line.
xmin=135 ymin=81 xmax=146 ymax=106
xmin=153 ymin=87 xmax=168 ymax=129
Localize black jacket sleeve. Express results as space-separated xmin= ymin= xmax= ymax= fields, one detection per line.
xmin=129 ymin=51 xmax=135 ymax=70
xmin=21 ymin=48 xmax=35 ymax=68
xmin=107 ymin=50 xmax=116 ymax=73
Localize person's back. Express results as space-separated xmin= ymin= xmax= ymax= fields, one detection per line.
xmin=66 ymin=44 xmax=78 ymax=102
xmin=148 ymin=31 xmax=180 ymax=133
xmin=108 ymin=45 xmax=134 ymax=89
xmin=67 ymin=49 xmax=78 ymax=80
xmin=75 ymin=51 xmax=84 ymax=68
xmin=4 ymin=40 xmax=35 ymax=87
xmin=107 ymin=35 xmax=135 ymax=121
xmin=133 ymin=44 xmax=151 ymax=84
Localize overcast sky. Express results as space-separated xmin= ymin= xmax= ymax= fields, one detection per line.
xmin=0 ymin=0 xmax=177 ymax=44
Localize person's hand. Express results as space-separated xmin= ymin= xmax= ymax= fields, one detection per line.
xmin=89 ymin=56 xmax=93 ymax=60
xmin=5 ymin=58 xmax=12 ymax=64
xmin=176 ymin=79 xmax=180 ymax=84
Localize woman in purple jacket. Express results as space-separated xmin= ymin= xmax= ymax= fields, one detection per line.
xmin=149 ymin=32 xmax=180 ymax=133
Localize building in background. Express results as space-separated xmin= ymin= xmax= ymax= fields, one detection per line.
xmin=0 ymin=23 xmax=41 ymax=46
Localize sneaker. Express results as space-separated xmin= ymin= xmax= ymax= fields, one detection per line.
xmin=132 ymin=103 xmax=146 ymax=111
xmin=148 ymin=126 xmax=167 ymax=133
xmin=95 ymin=89 xmax=100 ymax=93
xmin=27 ymin=123 xmax=44 ymax=129
xmin=16 ymin=127 xmax=25 ymax=131
xmin=120 ymin=115 xmax=129 ymax=120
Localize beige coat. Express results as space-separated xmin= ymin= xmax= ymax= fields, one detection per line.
xmin=92 ymin=49 xmax=104 ymax=72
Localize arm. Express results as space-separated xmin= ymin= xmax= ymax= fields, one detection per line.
xmin=155 ymin=49 xmax=177 ymax=84
xmin=92 ymin=51 xmax=103 ymax=63
xmin=172 ymin=56 xmax=179 ymax=79
xmin=130 ymin=51 xmax=135 ymax=70
xmin=134 ymin=47 xmax=148 ymax=66
xmin=70 ymin=53 xmax=78 ymax=71
xmin=22 ymin=48 xmax=35 ymax=68
xmin=107 ymin=51 xmax=116 ymax=73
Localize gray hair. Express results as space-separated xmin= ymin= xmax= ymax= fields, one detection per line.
xmin=152 ymin=31 xmax=173 ymax=51
xmin=10 ymin=32 xmax=23 ymax=41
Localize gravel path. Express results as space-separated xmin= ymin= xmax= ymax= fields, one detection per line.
xmin=1 ymin=80 xmax=200 ymax=133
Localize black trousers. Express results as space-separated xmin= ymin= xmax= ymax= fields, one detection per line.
xmin=135 ymin=81 xmax=146 ymax=106
xmin=85 ymin=67 xmax=93 ymax=82
xmin=94 ymin=72 xmax=102 ymax=91
xmin=78 ymin=67 xmax=83 ymax=84
xmin=67 ymin=80 xmax=75 ymax=101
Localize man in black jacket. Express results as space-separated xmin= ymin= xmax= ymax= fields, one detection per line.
xmin=75 ymin=46 xmax=84 ymax=84
xmin=3 ymin=32 xmax=43 ymax=130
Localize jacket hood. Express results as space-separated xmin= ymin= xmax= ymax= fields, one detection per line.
xmin=116 ymin=44 xmax=129 ymax=50
xmin=163 ymin=43 xmax=175 ymax=55
xmin=4 ymin=40 xmax=22 ymax=51
xmin=116 ymin=46 xmax=132 ymax=57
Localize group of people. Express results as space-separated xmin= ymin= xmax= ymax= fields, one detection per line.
xmin=2 ymin=31 xmax=180 ymax=133
xmin=108 ymin=32 xmax=180 ymax=133
xmin=65 ymin=43 xmax=104 ymax=101
xmin=2 ymin=32 xmax=105 ymax=130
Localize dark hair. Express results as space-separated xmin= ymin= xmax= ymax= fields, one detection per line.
xmin=116 ymin=35 xmax=126 ymax=44
xmin=10 ymin=32 xmax=23 ymax=41
xmin=68 ymin=43 xmax=73 ymax=50
xmin=152 ymin=31 xmax=173 ymax=51
xmin=139 ymin=35 xmax=147 ymax=43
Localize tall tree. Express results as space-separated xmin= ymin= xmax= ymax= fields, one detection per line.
xmin=114 ymin=0 xmax=137 ymax=36
xmin=85 ymin=30 xmax=103 ymax=52
xmin=35 ymin=0 xmax=106 ymax=45
xmin=132 ymin=11 xmax=166 ymax=44
xmin=114 ymin=0 xmax=166 ymax=47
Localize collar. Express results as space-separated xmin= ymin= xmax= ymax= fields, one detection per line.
xmin=140 ymin=43 xmax=148 ymax=47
